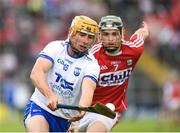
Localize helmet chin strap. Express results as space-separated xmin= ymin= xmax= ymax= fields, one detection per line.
xmin=104 ymin=46 xmax=119 ymax=53
xmin=104 ymin=46 xmax=121 ymax=56
xmin=69 ymin=40 xmax=87 ymax=57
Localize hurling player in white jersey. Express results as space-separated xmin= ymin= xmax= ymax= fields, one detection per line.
xmin=23 ymin=15 xmax=100 ymax=132
xmin=69 ymin=15 xmax=149 ymax=132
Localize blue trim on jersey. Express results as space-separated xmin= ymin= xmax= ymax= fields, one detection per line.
xmin=84 ymin=75 xmax=98 ymax=84
xmin=85 ymin=56 xmax=93 ymax=61
xmin=38 ymin=54 xmax=54 ymax=64
xmin=24 ymin=101 xmax=71 ymax=132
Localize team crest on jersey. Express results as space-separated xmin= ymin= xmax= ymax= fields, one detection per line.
xmin=127 ymin=59 xmax=132 ymax=66
xmin=74 ymin=67 xmax=81 ymax=76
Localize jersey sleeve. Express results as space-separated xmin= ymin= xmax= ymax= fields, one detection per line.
xmin=38 ymin=41 xmax=61 ymax=65
xmin=127 ymin=33 xmax=144 ymax=56
xmin=83 ymin=59 xmax=100 ymax=84
xmin=129 ymin=33 xmax=144 ymax=48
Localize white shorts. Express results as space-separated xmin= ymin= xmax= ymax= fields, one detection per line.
xmin=78 ymin=112 xmax=121 ymax=132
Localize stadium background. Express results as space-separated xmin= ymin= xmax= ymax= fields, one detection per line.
xmin=0 ymin=0 xmax=180 ymax=131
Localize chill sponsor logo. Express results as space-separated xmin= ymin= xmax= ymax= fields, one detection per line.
xmin=74 ymin=67 xmax=81 ymax=76
xmin=51 ymin=72 xmax=74 ymax=98
xmin=99 ymin=67 xmax=132 ymax=86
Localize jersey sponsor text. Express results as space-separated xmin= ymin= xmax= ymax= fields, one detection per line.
xmin=99 ymin=67 xmax=132 ymax=86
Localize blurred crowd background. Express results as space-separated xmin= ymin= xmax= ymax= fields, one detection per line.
xmin=0 ymin=0 xmax=180 ymax=126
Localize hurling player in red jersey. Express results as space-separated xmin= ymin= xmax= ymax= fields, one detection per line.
xmin=74 ymin=15 xmax=150 ymax=132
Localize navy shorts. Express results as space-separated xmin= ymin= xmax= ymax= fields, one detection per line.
xmin=24 ymin=100 xmax=71 ymax=132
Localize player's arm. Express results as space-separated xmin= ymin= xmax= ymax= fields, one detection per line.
xmin=79 ymin=78 xmax=97 ymax=107
xmin=30 ymin=57 xmax=58 ymax=111
xmin=132 ymin=21 xmax=150 ymax=40
xmin=69 ymin=78 xmax=97 ymax=122
xmin=69 ymin=59 xmax=100 ymax=122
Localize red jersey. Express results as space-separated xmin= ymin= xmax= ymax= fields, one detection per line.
xmin=90 ymin=33 xmax=144 ymax=112
xmin=171 ymin=80 xmax=180 ymax=100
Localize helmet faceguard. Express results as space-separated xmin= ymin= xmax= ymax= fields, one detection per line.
xmin=69 ymin=16 xmax=99 ymax=56
xmin=99 ymin=15 xmax=124 ymax=54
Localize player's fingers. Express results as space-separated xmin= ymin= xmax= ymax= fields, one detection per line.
xmin=142 ymin=21 xmax=147 ymax=28
xmin=67 ymin=125 xmax=78 ymax=132
xmin=47 ymin=104 xmax=55 ymax=111
xmin=69 ymin=114 xmax=83 ymax=122
xmin=69 ymin=111 xmax=86 ymax=122
xmin=47 ymin=101 xmax=58 ymax=111
xmin=79 ymin=111 xmax=86 ymax=117
xmin=69 ymin=116 xmax=80 ymax=122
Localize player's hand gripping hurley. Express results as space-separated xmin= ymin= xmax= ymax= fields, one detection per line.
xmin=57 ymin=102 xmax=116 ymax=119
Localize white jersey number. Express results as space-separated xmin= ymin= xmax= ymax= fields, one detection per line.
xmin=113 ymin=64 xmax=119 ymax=71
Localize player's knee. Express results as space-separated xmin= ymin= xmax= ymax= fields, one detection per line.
xmin=87 ymin=121 xmax=108 ymax=132
xmin=26 ymin=115 xmax=49 ymax=132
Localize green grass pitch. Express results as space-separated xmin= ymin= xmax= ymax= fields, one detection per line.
xmin=1 ymin=117 xmax=180 ymax=132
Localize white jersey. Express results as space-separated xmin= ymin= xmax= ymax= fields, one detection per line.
xmin=30 ymin=40 xmax=100 ymax=119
